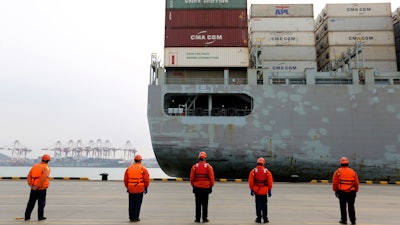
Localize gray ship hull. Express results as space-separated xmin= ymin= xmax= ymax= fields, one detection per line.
xmin=148 ymin=75 xmax=400 ymax=181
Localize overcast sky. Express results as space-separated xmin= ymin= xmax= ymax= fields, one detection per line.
xmin=1 ymin=0 xmax=399 ymax=159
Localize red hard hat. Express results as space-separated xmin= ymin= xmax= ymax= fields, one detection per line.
xmin=340 ymin=157 xmax=349 ymax=165
xmin=42 ymin=154 xmax=51 ymax=161
xmin=134 ymin=154 xmax=142 ymax=161
xmin=198 ymin=151 xmax=207 ymax=159
xmin=257 ymin=157 xmax=265 ymax=165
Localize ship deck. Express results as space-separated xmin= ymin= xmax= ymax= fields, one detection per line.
xmin=1 ymin=180 xmax=399 ymax=224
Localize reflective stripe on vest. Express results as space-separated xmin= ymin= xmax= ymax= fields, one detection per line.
xmin=194 ymin=163 xmax=209 ymax=181
xmin=254 ymin=168 xmax=268 ymax=187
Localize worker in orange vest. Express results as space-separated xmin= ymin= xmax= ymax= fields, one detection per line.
xmin=332 ymin=157 xmax=359 ymax=225
xmin=248 ymin=157 xmax=273 ymax=223
xmin=24 ymin=154 xmax=51 ymax=221
xmin=190 ymin=151 xmax=215 ymax=223
xmin=124 ymin=154 xmax=150 ymax=222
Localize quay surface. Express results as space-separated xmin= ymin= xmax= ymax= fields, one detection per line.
xmin=0 ymin=180 xmax=399 ymax=225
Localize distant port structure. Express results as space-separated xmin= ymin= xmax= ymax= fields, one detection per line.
xmin=42 ymin=139 xmax=137 ymax=160
xmin=0 ymin=140 xmax=139 ymax=167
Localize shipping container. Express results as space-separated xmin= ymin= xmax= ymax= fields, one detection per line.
xmin=164 ymin=28 xmax=248 ymax=47
xmin=166 ymin=0 xmax=247 ymax=9
xmin=315 ymin=3 xmax=391 ymax=29
xmin=350 ymin=60 xmax=398 ymax=72
xmin=315 ymin=17 xmax=393 ymax=39
xmin=257 ymin=61 xmax=317 ymax=72
xmin=165 ymin=9 xmax=247 ymax=28
xmin=250 ymin=31 xmax=315 ymax=46
xmin=249 ymin=17 xmax=314 ymax=32
xmin=164 ymin=47 xmax=249 ymax=67
xmin=315 ymin=31 xmax=395 ymax=51
xmin=252 ymin=46 xmax=316 ymax=61
xmin=317 ymin=46 xmax=397 ymax=67
xmin=250 ymin=4 xmax=313 ymax=18
xmin=318 ymin=60 xmax=398 ymax=73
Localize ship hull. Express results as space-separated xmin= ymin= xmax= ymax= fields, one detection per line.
xmin=148 ymin=83 xmax=400 ymax=181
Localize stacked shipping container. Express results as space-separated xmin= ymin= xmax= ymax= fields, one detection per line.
xmin=164 ymin=0 xmax=248 ymax=68
xmin=315 ymin=3 xmax=397 ymax=72
xmin=393 ymin=7 xmax=400 ymax=71
xmin=248 ymin=4 xmax=317 ymax=72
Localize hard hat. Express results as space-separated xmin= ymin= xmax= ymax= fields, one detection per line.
xmin=340 ymin=157 xmax=349 ymax=165
xmin=257 ymin=157 xmax=265 ymax=165
xmin=198 ymin=151 xmax=207 ymax=159
xmin=42 ymin=154 xmax=51 ymax=161
xmin=134 ymin=154 xmax=142 ymax=161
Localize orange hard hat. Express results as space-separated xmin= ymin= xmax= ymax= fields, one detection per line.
xmin=198 ymin=151 xmax=207 ymax=159
xmin=134 ymin=154 xmax=142 ymax=161
xmin=257 ymin=157 xmax=265 ymax=165
xmin=42 ymin=154 xmax=51 ymax=161
xmin=340 ymin=157 xmax=349 ymax=165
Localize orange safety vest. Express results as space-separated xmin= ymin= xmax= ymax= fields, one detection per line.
xmin=335 ymin=168 xmax=357 ymax=192
xmin=126 ymin=164 xmax=146 ymax=193
xmin=194 ymin=163 xmax=209 ymax=181
xmin=254 ymin=167 xmax=269 ymax=187
xmin=249 ymin=166 xmax=272 ymax=195
xmin=29 ymin=163 xmax=50 ymax=189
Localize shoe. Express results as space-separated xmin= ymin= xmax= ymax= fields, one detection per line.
xmin=24 ymin=218 xmax=30 ymax=221
xmin=194 ymin=219 xmax=200 ymax=223
xmin=255 ymin=218 xmax=261 ymax=223
xmin=263 ymin=219 xmax=269 ymax=223
xmin=203 ymin=218 xmax=209 ymax=223
xmin=38 ymin=217 xmax=47 ymax=221
xmin=351 ymin=222 xmax=356 ymax=225
xmin=339 ymin=221 xmax=347 ymax=224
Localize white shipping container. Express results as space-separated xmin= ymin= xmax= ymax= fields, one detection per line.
xmin=316 ymin=31 xmax=395 ymax=50
xmin=317 ymin=3 xmax=391 ymax=20
xmin=249 ymin=18 xmax=314 ymax=32
xmin=351 ymin=60 xmax=398 ymax=72
xmin=250 ymin=31 xmax=315 ymax=46
xmin=317 ymin=46 xmax=397 ymax=67
xmin=260 ymin=61 xmax=317 ymax=72
xmin=164 ymin=47 xmax=249 ymax=67
xmin=315 ymin=17 xmax=393 ymax=39
xmin=250 ymin=4 xmax=313 ymax=18
xmin=254 ymin=46 xmax=317 ymax=61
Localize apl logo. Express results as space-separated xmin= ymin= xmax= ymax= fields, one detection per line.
xmin=275 ymin=6 xmax=289 ymax=15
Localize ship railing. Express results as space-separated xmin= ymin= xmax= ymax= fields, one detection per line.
xmin=165 ymin=77 xmax=248 ymax=85
xmin=164 ymin=108 xmax=251 ymax=117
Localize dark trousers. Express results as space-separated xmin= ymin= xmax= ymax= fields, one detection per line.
xmin=24 ymin=189 xmax=47 ymax=219
xmin=338 ymin=191 xmax=356 ymax=223
xmin=194 ymin=188 xmax=210 ymax=221
xmin=128 ymin=192 xmax=144 ymax=221
xmin=255 ymin=194 xmax=268 ymax=221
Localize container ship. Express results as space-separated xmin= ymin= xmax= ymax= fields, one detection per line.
xmin=147 ymin=1 xmax=400 ymax=181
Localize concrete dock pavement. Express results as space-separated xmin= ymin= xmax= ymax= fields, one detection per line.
xmin=0 ymin=180 xmax=399 ymax=225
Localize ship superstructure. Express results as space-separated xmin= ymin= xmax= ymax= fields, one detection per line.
xmin=148 ymin=1 xmax=400 ymax=181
